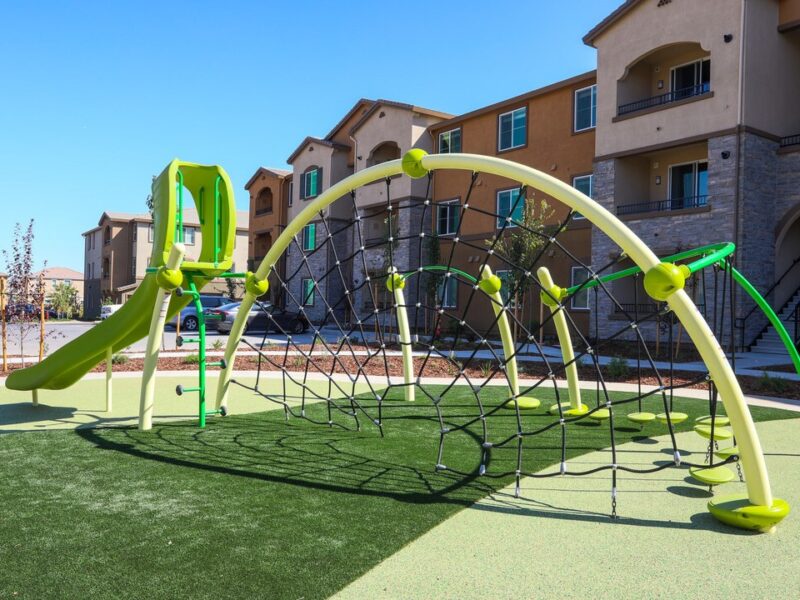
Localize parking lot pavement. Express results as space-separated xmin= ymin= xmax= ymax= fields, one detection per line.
xmin=3 ymin=321 xmax=343 ymax=357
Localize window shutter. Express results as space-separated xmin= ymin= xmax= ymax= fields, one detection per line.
xmin=309 ymin=223 xmax=316 ymax=249
xmin=316 ymin=167 xmax=323 ymax=195
xmin=300 ymin=172 xmax=306 ymax=200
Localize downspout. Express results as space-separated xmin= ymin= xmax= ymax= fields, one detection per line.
xmin=734 ymin=0 xmax=746 ymax=347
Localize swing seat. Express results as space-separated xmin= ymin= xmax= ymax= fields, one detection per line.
xmin=627 ymin=411 xmax=656 ymax=424
xmin=656 ymin=412 xmax=688 ymax=425
xmin=715 ymin=446 xmax=739 ymax=460
xmin=588 ymin=408 xmax=611 ymax=421
xmin=689 ymin=465 xmax=735 ymax=486
xmin=696 ymin=415 xmax=730 ymax=427
xmin=503 ymin=396 xmax=541 ymax=410
xmin=694 ymin=424 xmax=734 ymax=441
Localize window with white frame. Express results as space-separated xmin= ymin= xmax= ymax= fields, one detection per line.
xmin=574 ymin=84 xmax=597 ymax=132
xmin=496 ymin=188 xmax=524 ymax=228
xmin=498 ymin=107 xmax=526 ymax=151
xmin=302 ymin=223 xmax=316 ymax=251
xmin=436 ymin=200 xmax=460 ymax=235
xmin=148 ymin=224 xmax=155 ymax=242
xmin=670 ymin=58 xmax=710 ymax=97
xmin=184 ymin=226 xmax=196 ymax=245
xmin=438 ymin=128 xmax=462 ymax=153
xmin=571 ymin=174 xmax=593 ymax=220
xmin=496 ymin=270 xmax=517 ymax=308
xmin=302 ymin=168 xmax=320 ymax=199
xmin=437 ymin=275 xmax=458 ymax=309
xmin=570 ymin=266 xmax=590 ymax=309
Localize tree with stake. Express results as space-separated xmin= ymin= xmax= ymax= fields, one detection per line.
xmin=50 ymin=281 xmax=80 ymax=319
xmin=488 ymin=194 xmax=553 ymax=341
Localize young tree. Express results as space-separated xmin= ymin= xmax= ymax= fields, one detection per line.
xmin=2 ymin=220 xmax=47 ymax=366
xmin=488 ymin=195 xmax=553 ymax=341
xmin=225 ymin=277 xmax=241 ymax=300
xmin=50 ymin=281 xmax=80 ymax=318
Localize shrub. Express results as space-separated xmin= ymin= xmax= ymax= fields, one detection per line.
xmin=479 ymin=361 xmax=493 ymax=378
xmin=757 ymin=371 xmax=789 ymax=394
xmin=183 ymin=354 xmax=201 ymax=365
xmin=111 ymin=353 xmax=129 ymax=365
xmin=212 ymin=340 xmax=224 ymax=351
xmin=606 ymin=356 xmax=630 ymax=379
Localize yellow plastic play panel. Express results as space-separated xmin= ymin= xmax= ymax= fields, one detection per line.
xmin=694 ymin=424 xmax=734 ymax=441
xmin=503 ymin=396 xmax=541 ymax=410
xmin=689 ymin=465 xmax=735 ymax=486
xmin=656 ymin=412 xmax=688 ymax=425
xmin=708 ymin=493 xmax=790 ymax=532
xmin=696 ymin=415 xmax=730 ymax=426
xmin=627 ymin=411 xmax=656 ymax=424
xmin=715 ymin=446 xmax=739 ymax=460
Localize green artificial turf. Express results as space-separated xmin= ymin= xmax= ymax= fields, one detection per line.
xmin=0 ymin=385 xmax=795 ymax=600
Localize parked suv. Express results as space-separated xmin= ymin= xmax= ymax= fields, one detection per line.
xmin=169 ymin=295 xmax=233 ymax=331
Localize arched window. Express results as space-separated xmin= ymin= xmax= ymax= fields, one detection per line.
xmin=367 ymin=141 xmax=401 ymax=167
xmin=255 ymin=187 xmax=273 ymax=215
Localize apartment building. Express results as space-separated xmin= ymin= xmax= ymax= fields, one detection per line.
xmin=82 ymin=209 xmax=249 ymax=317
xmin=283 ymin=99 xmax=452 ymax=323
xmin=39 ymin=267 xmax=84 ymax=304
xmin=245 ymin=167 xmax=291 ymax=305
xmin=428 ymin=72 xmax=597 ymax=337
xmin=584 ymin=0 xmax=800 ymax=348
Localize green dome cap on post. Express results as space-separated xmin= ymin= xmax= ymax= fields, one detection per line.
xmin=386 ymin=272 xmax=406 ymax=292
xmin=478 ymin=274 xmax=502 ymax=295
xmin=401 ymin=149 xmax=429 ymax=179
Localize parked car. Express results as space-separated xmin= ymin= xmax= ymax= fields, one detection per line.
xmin=215 ymin=302 xmax=309 ymax=335
xmin=4 ymin=303 xmax=52 ymax=320
xmin=168 ymin=295 xmax=233 ymax=331
xmin=100 ymin=304 xmax=123 ymax=320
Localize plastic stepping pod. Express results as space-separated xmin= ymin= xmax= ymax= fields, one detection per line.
xmin=627 ymin=412 xmax=656 ymax=424
xmin=694 ymin=424 xmax=734 ymax=441
xmin=656 ymin=411 xmax=689 ymax=425
xmin=689 ymin=465 xmax=736 ymax=486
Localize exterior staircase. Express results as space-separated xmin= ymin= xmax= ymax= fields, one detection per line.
xmin=750 ymin=289 xmax=800 ymax=354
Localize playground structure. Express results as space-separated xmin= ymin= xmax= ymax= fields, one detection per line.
xmin=6 ymin=152 xmax=796 ymax=533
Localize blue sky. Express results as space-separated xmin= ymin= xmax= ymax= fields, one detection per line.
xmin=0 ymin=0 xmax=619 ymax=272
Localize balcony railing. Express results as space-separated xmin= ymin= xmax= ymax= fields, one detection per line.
xmin=618 ymin=83 xmax=711 ymax=116
xmin=780 ymin=134 xmax=800 ymax=148
xmin=254 ymin=207 xmax=273 ymax=216
xmin=617 ymin=195 xmax=708 ymax=216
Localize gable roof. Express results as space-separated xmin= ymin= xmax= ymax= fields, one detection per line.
xmin=583 ymin=0 xmax=642 ymax=47
xmin=93 ymin=208 xmax=250 ymax=230
xmin=286 ymin=136 xmax=350 ymax=165
xmin=244 ymin=166 xmax=292 ymax=191
xmin=323 ymin=98 xmax=375 ymax=140
xmin=349 ymin=99 xmax=453 ymax=135
xmin=428 ymin=70 xmax=597 ymax=132
xmin=39 ymin=266 xmax=84 ymax=280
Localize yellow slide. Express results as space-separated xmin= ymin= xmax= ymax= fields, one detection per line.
xmin=5 ymin=159 xmax=237 ymax=391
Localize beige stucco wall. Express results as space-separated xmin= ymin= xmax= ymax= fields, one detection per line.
xmin=593 ymin=0 xmax=743 ymax=157
xmin=351 ymin=105 xmax=438 ymax=210
xmin=743 ymin=0 xmax=800 ymax=136
xmin=287 ymin=143 xmax=337 ymax=223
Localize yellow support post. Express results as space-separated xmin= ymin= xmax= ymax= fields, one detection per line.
xmin=388 ymin=268 xmax=415 ymax=402
xmin=537 ymin=267 xmax=585 ymax=415
xmin=105 ymin=346 xmax=113 ymax=413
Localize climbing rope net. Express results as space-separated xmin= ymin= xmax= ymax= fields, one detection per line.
xmin=231 ymin=166 xmax=743 ymax=518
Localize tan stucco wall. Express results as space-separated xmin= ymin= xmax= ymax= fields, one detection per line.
xmin=744 ymin=0 xmax=800 ymax=136
xmin=288 ymin=144 xmax=337 ymax=223
xmin=593 ymin=0 xmax=743 ymax=157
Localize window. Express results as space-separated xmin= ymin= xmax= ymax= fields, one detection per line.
xmin=671 ymin=58 xmax=710 ymax=98
xmin=668 ymin=161 xmax=708 ymax=209
xmin=498 ymin=107 xmax=526 ymax=151
xmin=103 ymin=226 xmax=111 ymax=245
xmin=288 ymin=181 xmax=294 ymax=207
xmin=571 ymin=174 xmax=593 ymax=220
xmin=131 ymin=255 xmax=136 ymax=278
xmin=183 ymin=227 xmax=196 ymax=245
xmin=570 ymin=266 xmax=590 ymax=310
xmin=437 ymin=275 xmax=458 ymax=309
xmin=436 ymin=200 xmax=460 ymax=235
xmin=574 ymin=84 xmax=597 ymax=132
xmin=496 ymin=270 xmax=517 ymax=308
xmin=301 ymin=278 xmax=315 ymax=306
xmin=302 ymin=223 xmax=316 ymax=251
xmin=496 ymin=188 xmax=524 ymax=228
xmin=148 ymin=224 xmax=155 ymax=242
xmin=438 ymin=128 xmax=462 ymax=153
xmin=302 ymin=168 xmax=320 ymax=199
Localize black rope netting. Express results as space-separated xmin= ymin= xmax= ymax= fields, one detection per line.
xmin=231 ymin=168 xmax=738 ymax=517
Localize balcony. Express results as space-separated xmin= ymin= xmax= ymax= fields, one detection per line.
xmin=254 ymin=207 xmax=273 ymax=216
xmin=617 ymin=195 xmax=708 ymax=217
xmin=618 ymin=83 xmax=711 ymax=117
xmin=780 ymin=134 xmax=800 ymax=149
